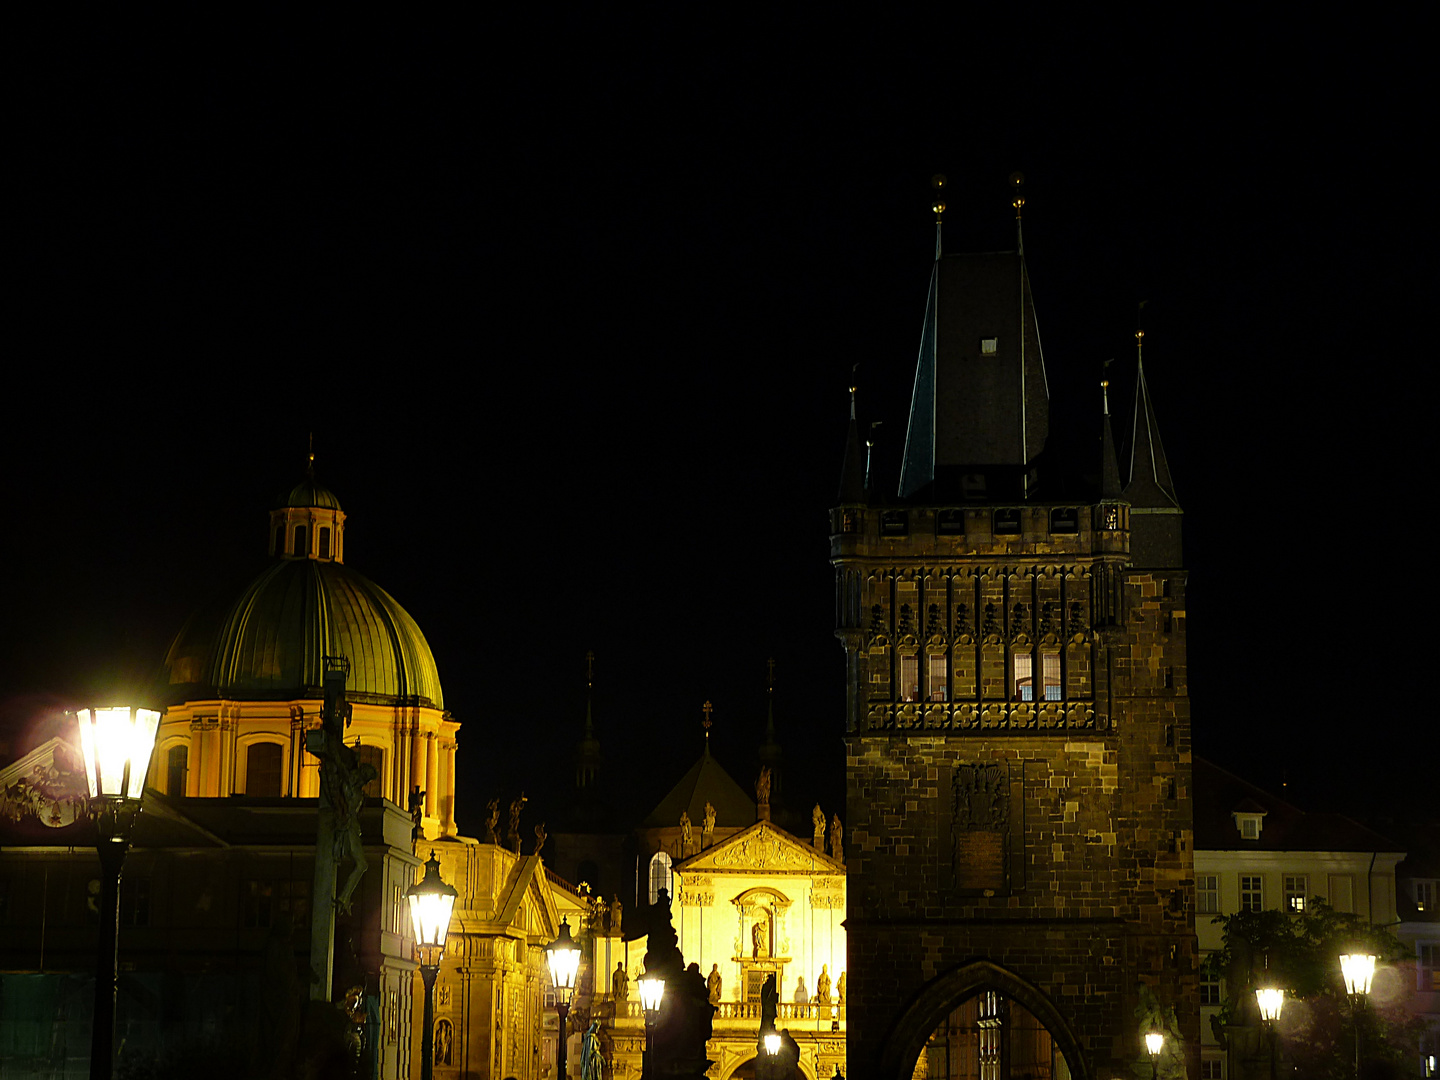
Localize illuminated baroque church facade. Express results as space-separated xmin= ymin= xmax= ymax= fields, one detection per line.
xmin=832 ymin=186 xmax=1198 ymax=1080
xmin=0 ymin=470 xmax=580 ymax=1080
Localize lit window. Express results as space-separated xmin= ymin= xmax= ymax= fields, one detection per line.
xmin=1196 ymin=874 xmax=1219 ymax=915
xmin=1042 ymin=652 xmax=1060 ymax=701
xmin=648 ymin=852 xmax=673 ymax=905
xmin=1241 ymin=875 xmax=1264 ymax=912
xmin=1235 ymin=812 xmax=1264 ymax=840
xmin=980 ymin=338 xmax=998 ymax=355
xmin=1416 ymin=880 xmax=1436 ymax=913
xmin=1015 ymin=653 xmax=1033 ymax=701
xmin=1284 ymin=875 xmax=1308 ymax=914
xmin=899 ymin=653 xmax=919 ymax=702
xmin=1201 ymin=1060 xmax=1224 ymax=1079
xmin=928 ymin=654 xmax=948 ymax=701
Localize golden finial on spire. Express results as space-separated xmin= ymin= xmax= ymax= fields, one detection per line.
xmin=930 ymin=174 xmax=947 ymax=219
xmin=1135 ymin=328 xmax=1145 ymax=364
xmin=586 ymin=650 xmax=594 ymax=688
xmin=767 ymin=657 xmax=775 ymax=694
xmin=306 ymin=433 xmax=316 ymax=478
xmin=1009 ymin=171 xmax=1025 ymax=218
xmin=702 ymin=700 xmax=714 ymax=744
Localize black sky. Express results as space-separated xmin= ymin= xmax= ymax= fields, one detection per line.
xmin=5 ymin=17 xmax=1432 ymax=829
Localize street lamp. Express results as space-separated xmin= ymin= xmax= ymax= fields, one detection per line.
xmin=407 ymin=851 xmax=458 ymax=1080
xmin=638 ymin=976 xmax=665 ymax=1080
xmin=1340 ymin=952 xmax=1376 ymax=1080
xmin=1255 ymin=987 xmax=1285 ymax=1080
xmin=546 ymin=919 xmax=581 ymax=1080
xmin=1144 ymin=1030 xmax=1164 ymax=1080
xmin=77 ymin=705 xmax=160 ymax=1080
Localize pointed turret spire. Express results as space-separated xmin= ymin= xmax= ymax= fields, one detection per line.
xmin=758 ymin=658 xmax=783 ymax=813
xmin=838 ymin=373 xmax=866 ymax=503
xmin=575 ymin=651 xmax=602 ymax=789
xmin=1123 ymin=331 xmax=1179 ymax=509
xmin=1100 ymin=365 xmax=1123 ymax=499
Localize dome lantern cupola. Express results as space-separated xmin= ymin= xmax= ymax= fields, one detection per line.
xmin=269 ymin=453 xmax=346 ymax=563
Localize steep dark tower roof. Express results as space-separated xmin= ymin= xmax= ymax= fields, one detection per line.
xmin=1101 ymin=378 xmax=1123 ymax=500
xmin=838 ymin=385 xmax=866 ymax=504
xmin=1123 ymin=343 xmax=1179 ymax=509
xmin=898 ymin=221 xmax=1049 ymax=500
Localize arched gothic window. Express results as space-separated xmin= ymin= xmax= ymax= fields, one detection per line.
xmin=648 ymin=851 xmax=673 ymax=905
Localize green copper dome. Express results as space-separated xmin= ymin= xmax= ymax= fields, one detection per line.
xmin=165 ymin=560 xmax=444 ymax=708
xmin=284 ymin=477 xmax=343 ymax=511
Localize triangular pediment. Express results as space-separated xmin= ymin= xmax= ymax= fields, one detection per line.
xmin=676 ymin=820 xmax=844 ymax=875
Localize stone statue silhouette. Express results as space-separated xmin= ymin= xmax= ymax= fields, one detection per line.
xmin=759 ymin=973 xmax=778 ymax=1033
xmin=680 ymin=810 xmax=693 ymax=855
xmin=707 ymin=963 xmax=722 ymax=1004
xmin=702 ymin=801 xmax=716 ymax=847
xmin=812 ymin=804 xmax=826 ymax=849
xmin=830 ymin=814 xmax=844 ymax=862
xmin=484 ymin=798 xmax=500 ymax=844
xmin=609 ymin=896 xmax=622 ymax=935
xmin=533 ymin=821 xmax=547 ymax=855
xmin=506 ymin=792 xmax=527 ymax=854
xmin=816 ymin=965 xmax=832 ymax=1003
xmin=611 ymin=962 xmax=629 ymax=1002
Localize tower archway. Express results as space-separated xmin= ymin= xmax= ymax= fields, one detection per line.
xmin=878 ymin=960 xmax=1089 ymax=1080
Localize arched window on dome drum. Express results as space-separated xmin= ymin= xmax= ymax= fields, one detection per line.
xmin=356 ymin=744 xmax=383 ymax=799
xmin=166 ymin=746 xmax=188 ymax=796
xmin=273 ymin=526 xmax=283 ymax=557
xmin=648 ymin=851 xmax=673 ymax=906
xmin=318 ymin=527 xmax=331 ymax=558
xmin=246 ymin=743 xmax=283 ymax=797
xmin=292 ymin=525 xmax=308 ymax=557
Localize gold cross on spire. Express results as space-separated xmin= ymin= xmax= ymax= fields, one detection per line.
xmin=767 ymin=658 xmax=775 ymax=693
xmin=586 ymin=650 xmax=594 ymax=688
xmin=702 ymin=700 xmax=713 ymax=743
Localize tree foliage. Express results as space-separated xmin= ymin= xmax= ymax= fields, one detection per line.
xmin=1204 ymin=899 xmax=1424 ymax=1079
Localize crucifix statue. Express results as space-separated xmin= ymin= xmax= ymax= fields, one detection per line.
xmin=306 ymin=657 xmax=375 ymax=1002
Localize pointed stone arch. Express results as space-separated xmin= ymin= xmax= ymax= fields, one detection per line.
xmin=877 ymin=959 xmax=1090 ymax=1080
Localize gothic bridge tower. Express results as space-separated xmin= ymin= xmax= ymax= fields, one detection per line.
xmin=831 ymin=177 xmax=1197 ymax=1080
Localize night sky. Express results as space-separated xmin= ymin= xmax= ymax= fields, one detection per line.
xmin=5 ymin=19 xmax=1432 ymax=831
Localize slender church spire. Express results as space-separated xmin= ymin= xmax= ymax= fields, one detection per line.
xmin=575 ymin=651 xmax=602 ymax=789
xmin=1123 ymin=331 xmax=1179 ymax=508
xmin=838 ymin=373 xmax=866 ymax=503
xmin=1100 ymin=364 xmax=1123 ymax=499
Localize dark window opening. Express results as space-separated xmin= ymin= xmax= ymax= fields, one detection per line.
xmin=880 ymin=510 xmax=909 ymax=536
xmin=937 ymin=509 xmax=965 ymax=535
xmin=292 ymin=525 xmax=308 ymax=557
xmin=121 ymin=877 xmax=150 ymax=927
xmin=1049 ymin=507 xmax=1078 ymax=534
xmin=993 ymin=508 xmax=1021 ymax=534
xmin=356 ymin=744 xmax=383 ymax=799
xmin=167 ymin=746 xmax=188 ymax=796
xmin=273 ymin=526 xmax=284 ymax=556
xmin=246 ymin=743 xmax=283 ymax=797
xmin=318 ymin=527 xmax=331 ymax=558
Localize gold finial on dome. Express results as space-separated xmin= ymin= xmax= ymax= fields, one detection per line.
xmin=307 ymin=432 xmax=316 ymax=478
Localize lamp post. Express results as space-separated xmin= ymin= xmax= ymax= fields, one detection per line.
xmin=77 ymin=706 xmax=160 ymax=1080
xmin=1144 ymin=1030 xmax=1164 ymax=1080
xmin=406 ymin=851 xmax=457 ymax=1080
xmin=1340 ymin=952 xmax=1376 ymax=1080
xmin=638 ymin=976 xmax=665 ymax=1080
xmin=1255 ymin=987 xmax=1285 ymax=1080
xmin=546 ymin=919 xmax=581 ymax=1080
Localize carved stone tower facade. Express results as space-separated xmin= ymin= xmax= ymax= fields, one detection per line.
xmin=831 ymin=201 xmax=1197 ymax=1079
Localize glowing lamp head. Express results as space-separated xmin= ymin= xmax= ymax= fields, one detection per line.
xmin=763 ymin=1032 xmax=782 ymax=1056
xmin=1340 ymin=953 xmax=1377 ymax=996
xmin=1145 ymin=1031 xmax=1164 ymax=1058
xmin=638 ymin=976 xmax=665 ymax=1016
xmin=1255 ymin=987 xmax=1285 ymax=1023
xmin=546 ymin=919 xmax=582 ymax=1005
xmin=406 ymin=851 xmax=458 ymax=953
xmin=77 ymin=706 xmax=161 ymax=800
